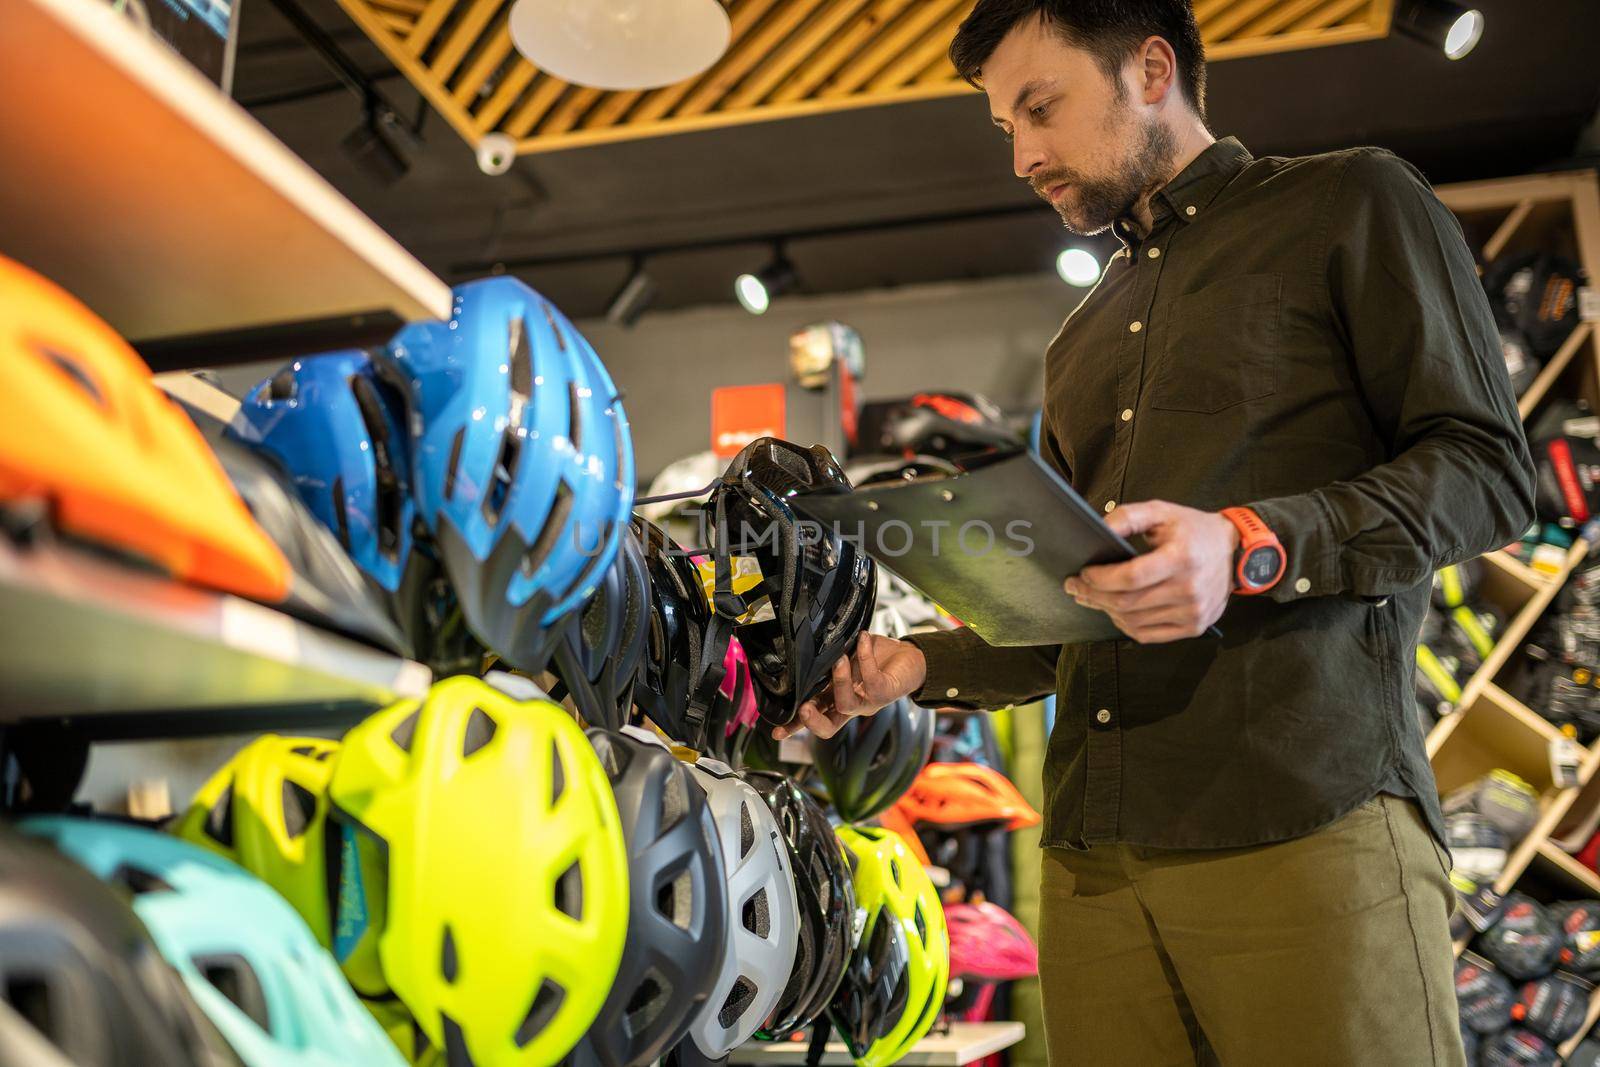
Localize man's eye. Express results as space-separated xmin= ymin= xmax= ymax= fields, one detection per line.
xmin=1031 ymin=102 xmax=1051 ymax=120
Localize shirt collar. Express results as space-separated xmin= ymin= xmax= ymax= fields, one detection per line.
xmin=1112 ymin=136 xmax=1253 ymax=246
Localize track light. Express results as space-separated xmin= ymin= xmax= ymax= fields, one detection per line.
xmin=606 ymin=258 xmax=656 ymax=327
xmin=735 ymin=247 xmax=797 ymax=315
xmin=1056 ymin=247 xmax=1102 ymax=287
xmin=1396 ymin=0 xmax=1483 ymax=60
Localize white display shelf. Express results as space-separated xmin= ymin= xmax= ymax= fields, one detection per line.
xmin=0 ymin=538 xmax=430 ymax=726
xmin=730 ymin=1022 xmax=1024 ymax=1066
xmin=0 ymin=0 xmax=452 ymax=344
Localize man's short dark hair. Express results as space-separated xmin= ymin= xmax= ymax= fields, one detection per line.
xmin=950 ymin=1 xmax=1207 ymax=122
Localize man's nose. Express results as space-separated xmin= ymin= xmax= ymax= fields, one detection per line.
xmin=1013 ymin=136 xmax=1046 ymax=180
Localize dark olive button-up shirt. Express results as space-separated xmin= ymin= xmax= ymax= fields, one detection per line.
xmin=906 ymin=137 xmax=1534 ymax=851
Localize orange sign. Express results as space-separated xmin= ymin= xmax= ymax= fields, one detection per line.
xmin=711 ymin=383 xmax=786 ymax=458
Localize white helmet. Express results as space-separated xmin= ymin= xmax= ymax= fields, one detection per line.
xmin=637 ymin=450 xmax=722 ymax=523
xmin=875 ymin=567 xmax=952 ymax=632
xmin=684 ymin=757 xmax=802 ymax=1056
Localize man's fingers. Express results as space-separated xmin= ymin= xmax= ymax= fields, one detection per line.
xmin=1076 ymin=542 xmax=1184 ymax=593
xmin=794 ymin=701 xmax=850 ymax=740
xmin=1074 ymin=578 xmax=1193 ymax=615
xmin=1103 ymin=500 xmax=1172 ymax=540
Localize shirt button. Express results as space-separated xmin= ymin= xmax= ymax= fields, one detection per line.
xmin=1120 ymin=408 xmax=1133 ymax=422
xmin=1129 ymin=321 xmax=1143 ymax=333
xmin=1104 ymin=500 xmax=1117 ymax=513
xmin=1295 ymin=578 xmax=1311 ymax=594
xmin=1185 ymin=206 xmax=1197 ymax=216
xmin=1147 ymin=247 xmax=1161 ymax=259
xmin=945 ymin=687 xmax=960 ymax=699
xmin=1096 ymin=709 xmax=1111 ymax=724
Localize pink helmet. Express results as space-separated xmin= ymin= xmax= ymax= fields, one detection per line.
xmin=703 ymin=636 xmax=761 ymax=763
xmin=946 ymin=902 xmax=1038 ymax=982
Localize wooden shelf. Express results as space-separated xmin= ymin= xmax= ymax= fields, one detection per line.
xmin=729 ymin=1022 xmax=1024 ymax=1066
xmin=1533 ymin=839 xmax=1600 ymax=897
xmin=0 ymin=0 xmax=452 ymax=344
xmin=0 ymin=538 xmax=431 ymax=732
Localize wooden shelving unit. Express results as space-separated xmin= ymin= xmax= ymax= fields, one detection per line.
xmin=1428 ymin=169 xmax=1600 ymax=1057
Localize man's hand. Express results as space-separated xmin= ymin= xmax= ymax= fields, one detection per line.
xmin=773 ymin=633 xmax=927 ymax=741
xmin=1064 ymin=500 xmax=1240 ymax=644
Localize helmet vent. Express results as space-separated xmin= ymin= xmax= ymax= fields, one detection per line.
xmin=195 ymin=954 xmax=271 ymax=1031
xmin=351 ymin=373 xmax=405 ymax=560
xmin=290 ymin=744 xmax=317 ymax=757
xmin=330 ymin=476 xmax=352 ymax=549
xmin=889 ymin=858 xmax=902 ymax=889
xmin=913 ymin=901 xmax=927 ymax=947
xmin=743 ymin=888 xmax=770 ymax=939
xmin=625 ymin=970 xmax=668 ymax=1031
xmin=657 ymin=870 xmax=694 ymax=930
xmin=267 ymin=366 xmax=296 ymax=402
xmin=3 ymin=972 xmax=52 ymax=1033
xmin=508 ymin=314 xmax=533 ymax=400
xmin=445 ymin=427 xmax=466 ymax=501
xmin=441 ymin=1014 xmax=472 ymax=1067
xmin=550 ymin=739 xmax=566 ymax=804
xmin=483 ymin=431 xmax=521 ymax=527
xmin=204 ymin=782 xmax=236 ymax=847
xmin=719 ymin=977 xmax=758 ymax=1030
xmin=811 ymin=855 xmax=831 ymax=912
xmin=659 ymin=770 xmax=687 ymax=834
xmin=541 ymin=301 xmax=568 ymax=353
xmin=314 ymin=748 xmax=334 ymax=762
xmin=518 ymin=481 xmax=573 ymax=580
xmin=555 ymin=861 xmax=583 ymax=921
xmin=461 ymin=707 xmax=497 ymax=758
xmin=281 ymin=780 xmax=318 ymax=839
xmin=108 ymin=863 xmax=174 ymax=896
xmin=567 ymin=382 xmax=585 ymax=455
xmin=390 ymin=710 xmax=420 ymax=754
xmin=514 ymin=979 xmax=566 ymax=1048
xmin=739 ymin=801 xmax=755 ymax=858
xmin=440 ymin=925 xmax=459 ymax=984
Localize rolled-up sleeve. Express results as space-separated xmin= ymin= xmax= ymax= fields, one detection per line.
xmin=902 ymin=626 xmax=1059 ymax=710
xmin=1249 ymin=149 xmax=1535 ymax=602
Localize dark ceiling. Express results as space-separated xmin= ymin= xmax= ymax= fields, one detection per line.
xmin=234 ymin=0 xmax=1600 ymax=321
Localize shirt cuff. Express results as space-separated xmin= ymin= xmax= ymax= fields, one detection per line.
xmin=1246 ymin=493 xmax=1345 ymax=603
xmin=902 ymin=629 xmax=994 ymax=710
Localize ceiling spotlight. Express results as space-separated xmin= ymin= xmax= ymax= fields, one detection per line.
xmin=508 ymin=0 xmax=731 ymax=91
xmin=1396 ymin=0 xmax=1483 ymax=60
xmin=606 ymin=258 xmax=657 ymax=328
xmin=1056 ymin=247 xmax=1102 ymax=287
xmin=735 ymin=248 xmax=797 ymax=316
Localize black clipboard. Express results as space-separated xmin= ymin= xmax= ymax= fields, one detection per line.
xmin=792 ymin=451 xmax=1211 ymax=646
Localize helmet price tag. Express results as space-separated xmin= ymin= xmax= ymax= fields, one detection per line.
xmin=1551 ymin=736 xmax=1584 ymax=790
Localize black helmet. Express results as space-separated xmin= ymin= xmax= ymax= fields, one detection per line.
xmin=0 ymin=826 xmax=240 ymax=1067
xmin=742 ymin=770 xmax=856 ymax=1039
xmin=549 ymin=524 xmax=650 ymax=730
xmin=632 ymin=515 xmax=718 ymax=745
xmin=853 ymin=393 xmax=1019 ymax=463
xmin=811 ymin=697 xmax=935 ymax=822
xmin=574 ymin=728 xmax=729 ymax=1067
xmin=711 ymin=438 xmax=876 ymax=727
xmin=842 ymin=453 xmax=963 ymax=488
xmin=1483 ymin=251 xmax=1585 ymax=359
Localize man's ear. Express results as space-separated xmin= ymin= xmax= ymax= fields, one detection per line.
xmin=1137 ymin=35 xmax=1180 ymax=106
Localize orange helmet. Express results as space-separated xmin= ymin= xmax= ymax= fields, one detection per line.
xmin=0 ymin=256 xmax=288 ymax=601
xmin=876 ymin=803 xmax=932 ymax=866
xmin=890 ymin=762 xmax=1041 ymax=831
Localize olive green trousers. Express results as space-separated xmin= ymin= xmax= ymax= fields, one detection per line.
xmin=1037 ymin=794 xmax=1464 ymax=1066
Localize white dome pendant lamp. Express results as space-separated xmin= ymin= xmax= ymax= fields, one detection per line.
xmin=508 ymin=0 xmax=732 ymax=91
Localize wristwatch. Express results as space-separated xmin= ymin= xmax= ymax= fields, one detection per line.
xmin=1221 ymin=507 xmax=1285 ymax=595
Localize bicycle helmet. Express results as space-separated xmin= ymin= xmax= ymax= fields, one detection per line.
xmin=742 ymin=770 xmax=856 ymax=1039
xmin=710 ymin=437 xmax=877 ymax=727
xmin=843 ymin=454 xmax=963 ymax=489
xmin=829 ymin=825 xmax=949 ymax=1067
xmin=327 ymin=676 xmax=629 ymax=1067
xmin=547 ymin=521 xmax=649 ymax=730
xmin=172 ymin=735 xmax=390 ymax=999
xmin=21 ymin=818 xmax=405 ymax=1067
xmin=811 ymin=697 xmax=935 ymax=823
xmin=0 ymin=254 xmax=288 ymax=602
xmin=570 ymin=727 xmax=728 ymax=1067
xmin=384 ymin=277 xmax=634 ymax=673
xmin=632 ymin=515 xmax=720 ymax=745
xmin=853 ymin=393 xmax=1019 ymax=464
xmin=683 ymin=757 xmax=801 ymax=1057
xmin=0 ymin=997 xmax=76 ymax=1067
xmin=703 ymin=637 xmax=761 ymax=766
xmin=0 ymin=823 xmax=240 ymax=1067
xmin=875 ymin=805 xmax=932 ymax=868
xmin=945 ymin=902 xmax=1038 ymax=982
xmin=892 ymin=762 xmax=1040 ymax=831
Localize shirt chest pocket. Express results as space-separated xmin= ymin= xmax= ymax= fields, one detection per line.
xmin=1149 ymin=272 xmax=1282 ymax=414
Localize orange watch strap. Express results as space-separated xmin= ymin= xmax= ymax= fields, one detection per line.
xmin=1222 ymin=507 xmax=1285 ymax=594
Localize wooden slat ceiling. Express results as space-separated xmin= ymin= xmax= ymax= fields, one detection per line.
xmin=334 ymin=0 xmax=1397 ymax=157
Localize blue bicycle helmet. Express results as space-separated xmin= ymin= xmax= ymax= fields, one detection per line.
xmin=230 ymin=349 xmax=482 ymax=673
xmin=384 ymin=277 xmax=634 ymax=672
xmin=20 ymin=818 xmax=405 ymax=1067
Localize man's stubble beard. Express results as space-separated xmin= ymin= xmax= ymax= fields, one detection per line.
xmin=1037 ymin=109 xmax=1180 ymax=236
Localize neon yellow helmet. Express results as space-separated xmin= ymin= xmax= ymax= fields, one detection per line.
xmin=172 ymin=734 xmax=391 ymax=997
xmin=328 ymin=676 xmax=629 ymax=1067
xmin=830 ymin=824 xmax=949 ymax=1067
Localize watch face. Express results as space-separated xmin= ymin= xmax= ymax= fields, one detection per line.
xmin=1242 ymin=546 xmax=1283 ymax=588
